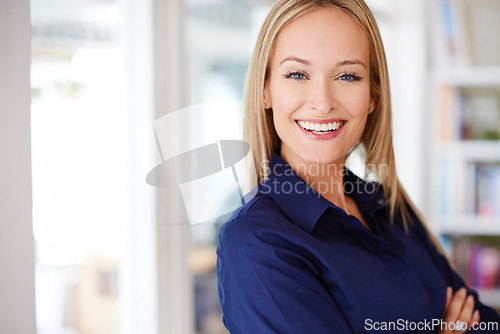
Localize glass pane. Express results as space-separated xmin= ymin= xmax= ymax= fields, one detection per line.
xmin=31 ymin=1 xmax=127 ymax=333
xmin=185 ymin=1 xmax=271 ymax=333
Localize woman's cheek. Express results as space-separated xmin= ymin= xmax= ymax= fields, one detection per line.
xmin=273 ymin=85 xmax=305 ymax=114
xmin=343 ymin=90 xmax=372 ymax=117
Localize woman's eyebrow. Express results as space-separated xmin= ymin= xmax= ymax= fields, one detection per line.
xmin=337 ymin=59 xmax=366 ymax=68
xmin=280 ymin=56 xmax=311 ymax=65
xmin=280 ymin=57 xmax=367 ymax=69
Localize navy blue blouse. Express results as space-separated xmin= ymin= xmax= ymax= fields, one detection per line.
xmin=217 ymin=152 xmax=500 ymax=333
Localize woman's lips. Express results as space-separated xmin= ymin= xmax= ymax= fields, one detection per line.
xmin=295 ymin=119 xmax=347 ymax=140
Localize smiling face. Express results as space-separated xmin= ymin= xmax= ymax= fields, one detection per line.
xmin=264 ymin=6 xmax=375 ymax=169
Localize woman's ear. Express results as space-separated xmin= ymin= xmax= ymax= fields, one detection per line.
xmin=263 ymin=82 xmax=272 ymax=109
xmin=368 ymin=98 xmax=376 ymax=114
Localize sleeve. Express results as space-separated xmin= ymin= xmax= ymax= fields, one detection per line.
xmin=216 ymin=211 xmax=353 ymax=334
xmin=411 ymin=217 xmax=500 ymax=331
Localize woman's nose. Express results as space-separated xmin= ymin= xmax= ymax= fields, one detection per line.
xmin=309 ymin=79 xmax=338 ymax=114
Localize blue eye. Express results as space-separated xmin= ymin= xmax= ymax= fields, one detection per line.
xmin=285 ymin=71 xmax=307 ymax=81
xmin=338 ymin=72 xmax=361 ymax=82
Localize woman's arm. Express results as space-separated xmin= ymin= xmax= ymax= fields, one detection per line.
xmin=411 ymin=217 xmax=500 ymax=331
xmin=439 ymin=286 xmax=481 ymax=333
xmin=217 ymin=211 xmax=353 ymax=334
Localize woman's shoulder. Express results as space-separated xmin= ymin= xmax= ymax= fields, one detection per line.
xmin=221 ymin=194 xmax=284 ymax=231
xmin=218 ymin=193 xmax=298 ymax=246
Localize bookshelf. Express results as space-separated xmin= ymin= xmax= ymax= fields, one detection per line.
xmin=427 ymin=0 xmax=500 ymax=311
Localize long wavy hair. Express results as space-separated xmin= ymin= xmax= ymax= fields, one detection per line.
xmin=242 ymin=0 xmax=445 ymax=253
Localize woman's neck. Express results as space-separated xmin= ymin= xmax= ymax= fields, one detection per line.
xmin=280 ymin=149 xmax=350 ymax=214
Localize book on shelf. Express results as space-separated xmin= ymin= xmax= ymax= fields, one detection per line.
xmin=450 ymin=237 xmax=500 ymax=289
xmin=431 ymin=0 xmax=500 ymax=68
xmin=438 ymin=86 xmax=500 ymax=141
xmin=461 ymin=87 xmax=500 ymax=140
xmin=473 ymin=162 xmax=500 ymax=217
xmin=437 ymin=158 xmax=454 ymax=216
xmin=438 ymin=85 xmax=461 ymax=141
xmin=438 ymin=160 xmax=500 ymax=218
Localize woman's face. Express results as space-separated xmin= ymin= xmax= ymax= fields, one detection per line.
xmin=264 ymin=7 xmax=375 ymax=168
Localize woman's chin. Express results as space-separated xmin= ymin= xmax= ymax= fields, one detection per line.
xmin=296 ymin=151 xmax=345 ymax=167
xmin=280 ymin=142 xmax=347 ymax=167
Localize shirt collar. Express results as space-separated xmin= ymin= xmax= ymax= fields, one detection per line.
xmin=259 ymin=151 xmax=386 ymax=233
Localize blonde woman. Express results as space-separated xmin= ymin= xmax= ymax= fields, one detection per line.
xmin=216 ymin=0 xmax=500 ymax=333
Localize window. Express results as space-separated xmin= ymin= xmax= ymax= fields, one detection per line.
xmin=31 ymin=1 xmax=127 ymax=333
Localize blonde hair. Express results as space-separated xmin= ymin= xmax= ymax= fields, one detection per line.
xmin=243 ymin=0 xmax=444 ymax=253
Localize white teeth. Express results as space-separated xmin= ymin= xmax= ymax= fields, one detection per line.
xmin=297 ymin=120 xmax=343 ymax=132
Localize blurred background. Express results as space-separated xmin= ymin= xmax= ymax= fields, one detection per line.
xmin=1 ymin=0 xmax=500 ymax=333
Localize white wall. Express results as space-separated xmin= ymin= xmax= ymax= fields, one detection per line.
xmin=0 ymin=0 xmax=37 ymax=333
xmin=120 ymin=0 xmax=158 ymax=333
xmin=121 ymin=0 xmax=194 ymax=333
xmin=371 ymin=0 xmax=428 ymax=213
xmin=152 ymin=0 xmax=194 ymax=333
xmin=388 ymin=1 xmax=427 ymax=214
